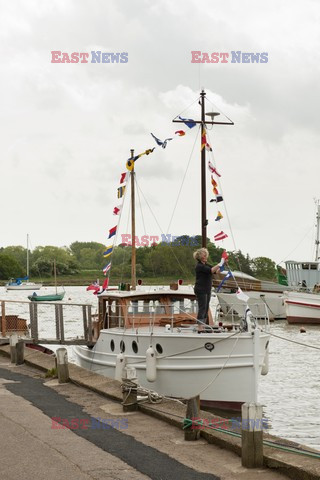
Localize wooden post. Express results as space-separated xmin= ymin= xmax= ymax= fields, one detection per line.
xmin=87 ymin=305 xmax=93 ymax=344
xmin=56 ymin=347 xmax=69 ymax=383
xmin=1 ymin=301 xmax=6 ymax=337
xmin=122 ymin=367 xmax=137 ymax=412
xmin=241 ymin=402 xmax=264 ymax=468
xmin=29 ymin=303 xmax=38 ymax=341
xmin=10 ymin=334 xmax=18 ymax=363
xmin=82 ymin=305 xmax=88 ymax=340
xmin=184 ymin=395 xmax=201 ymax=441
xmin=16 ymin=339 xmax=25 ymax=365
xmin=58 ymin=305 xmax=64 ymax=343
xmin=55 ymin=304 xmax=60 ymax=340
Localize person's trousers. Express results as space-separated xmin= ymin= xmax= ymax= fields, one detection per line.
xmin=195 ymin=292 xmax=211 ymax=324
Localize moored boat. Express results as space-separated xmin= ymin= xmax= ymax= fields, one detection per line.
xmin=74 ymin=89 xmax=270 ymax=410
xmin=74 ymin=289 xmax=270 ymax=410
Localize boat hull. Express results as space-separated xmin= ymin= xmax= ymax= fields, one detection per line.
xmin=74 ymin=328 xmax=269 ymax=408
xmin=284 ymin=291 xmax=320 ymax=324
xmin=28 ymin=292 xmax=65 ymax=302
xmin=6 ymin=283 xmax=42 ymax=291
xmin=218 ymin=291 xmax=286 ymax=321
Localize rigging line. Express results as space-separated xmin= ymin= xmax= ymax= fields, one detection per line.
xmin=205 ymin=96 xmax=234 ymax=126
xmin=166 ymin=126 xmax=200 ymax=234
xmin=189 ymin=333 xmax=241 ymax=398
xmin=206 ymin=131 xmax=238 ymax=255
xmin=135 ymin=176 xmax=157 ymax=281
xmin=172 ymin=95 xmax=201 ymax=121
xmin=276 ymin=223 xmax=315 ymax=266
xmin=105 ymin=173 xmax=129 ymax=281
xmin=135 ymin=183 xmax=190 ymax=278
xmin=262 ymin=330 xmax=320 ymax=351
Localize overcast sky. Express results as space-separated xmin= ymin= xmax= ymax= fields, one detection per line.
xmin=1 ymin=0 xmax=320 ymax=265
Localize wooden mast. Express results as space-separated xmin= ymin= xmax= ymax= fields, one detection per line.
xmin=172 ymin=89 xmax=233 ymax=248
xmin=130 ymin=149 xmax=136 ymax=290
xmin=200 ymin=91 xmax=207 ymax=248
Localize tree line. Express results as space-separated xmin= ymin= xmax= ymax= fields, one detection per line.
xmin=0 ymin=236 xmax=278 ymax=281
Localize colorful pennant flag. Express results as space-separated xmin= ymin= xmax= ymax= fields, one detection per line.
xmin=113 ymin=205 xmax=121 ymax=215
xmin=119 ymin=172 xmax=127 ymax=184
xmin=151 ymin=133 xmax=173 ymax=149
xmin=175 ymin=130 xmax=185 ymax=136
xmin=103 ymin=246 xmax=113 ymax=258
xmin=86 ymin=281 xmax=100 ymax=294
xmin=178 ymin=116 xmax=196 ymax=128
xmin=216 ymin=271 xmax=233 ymax=292
xmin=117 ymin=186 xmax=126 ymax=198
xmin=214 ymin=231 xmax=228 ymax=241
xmin=210 ymin=194 xmax=223 ymax=203
xmin=101 ymin=277 xmax=109 ymax=291
xmin=103 ymin=262 xmax=112 ymax=274
xmin=236 ymin=287 xmax=250 ymax=302
xmin=208 ymin=161 xmax=221 ymax=177
xmin=201 ymin=128 xmax=212 ymax=151
xmin=126 ymin=148 xmax=155 ymax=171
xmin=218 ymin=250 xmax=229 ymax=271
xmin=108 ymin=226 xmax=117 ymax=239
xmin=215 ymin=211 xmax=223 ymax=221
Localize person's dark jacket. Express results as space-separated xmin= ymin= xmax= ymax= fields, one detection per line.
xmin=194 ymin=261 xmax=213 ymax=294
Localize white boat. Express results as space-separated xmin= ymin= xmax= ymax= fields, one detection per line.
xmin=284 ymin=200 xmax=320 ymax=324
xmin=74 ymin=289 xmax=270 ymax=410
xmin=74 ymin=89 xmax=270 ymax=410
xmin=5 ymin=234 xmax=42 ymax=291
xmin=218 ymin=290 xmax=285 ymax=321
xmin=284 ymin=290 xmax=320 ymax=324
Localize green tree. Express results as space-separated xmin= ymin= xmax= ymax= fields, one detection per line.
xmin=0 ymin=254 xmax=24 ymax=279
xmin=251 ymin=257 xmax=277 ymax=281
xmin=228 ymin=250 xmax=253 ymax=276
xmin=2 ymin=246 xmax=26 ymax=271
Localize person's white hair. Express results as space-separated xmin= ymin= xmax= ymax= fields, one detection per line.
xmin=193 ymin=248 xmax=209 ymax=261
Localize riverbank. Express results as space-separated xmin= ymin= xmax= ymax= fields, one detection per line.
xmin=0 ymin=345 xmax=319 ymax=480
xmin=0 ymin=272 xmax=195 ymax=287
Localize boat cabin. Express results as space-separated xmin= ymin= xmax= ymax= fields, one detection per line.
xmin=97 ymin=290 xmax=209 ymax=333
xmin=285 ymin=260 xmax=320 ymax=290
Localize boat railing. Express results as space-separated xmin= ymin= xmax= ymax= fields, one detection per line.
xmin=102 ymin=298 xmax=269 ymax=333
xmin=0 ymin=299 xmax=95 ymax=345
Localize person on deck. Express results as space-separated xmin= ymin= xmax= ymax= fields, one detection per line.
xmin=193 ymin=248 xmax=222 ymax=330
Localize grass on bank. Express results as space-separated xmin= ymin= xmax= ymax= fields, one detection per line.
xmin=0 ymin=270 xmax=195 ymax=287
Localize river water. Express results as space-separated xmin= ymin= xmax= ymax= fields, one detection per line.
xmin=1 ymin=285 xmax=319 ymax=451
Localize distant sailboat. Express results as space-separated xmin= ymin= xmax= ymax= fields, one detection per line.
xmin=6 ymin=234 xmax=42 ymax=291
xmin=28 ymin=260 xmax=65 ymax=302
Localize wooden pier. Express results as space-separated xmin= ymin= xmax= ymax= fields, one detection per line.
xmin=0 ymin=299 xmax=95 ymax=346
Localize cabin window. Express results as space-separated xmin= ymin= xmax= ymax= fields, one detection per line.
xmin=156 ymin=343 xmax=163 ymax=354
xmin=108 ymin=300 xmax=124 ymax=328
xmin=132 ymin=341 xmax=138 ymax=353
xmin=120 ymin=340 xmax=125 ymax=353
xmin=110 ymin=339 xmax=115 ymax=352
xmin=127 ymin=299 xmax=166 ymax=316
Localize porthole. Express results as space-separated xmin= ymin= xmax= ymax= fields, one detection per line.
xmin=156 ymin=343 xmax=163 ymax=354
xmin=132 ymin=341 xmax=138 ymax=354
xmin=120 ymin=340 xmax=125 ymax=353
xmin=110 ymin=340 xmax=115 ymax=352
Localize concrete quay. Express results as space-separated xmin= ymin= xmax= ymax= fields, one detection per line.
xmin=0 ymin=345 xmax=319 ymax=480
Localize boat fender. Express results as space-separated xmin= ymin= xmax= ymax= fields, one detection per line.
xmin=261 ymin=345 xmax=269 ymax=376
xmin=146 ymin=346 xmax=157 ymax=382
xmin=115 ymin=353 xmax=126 ymax=381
